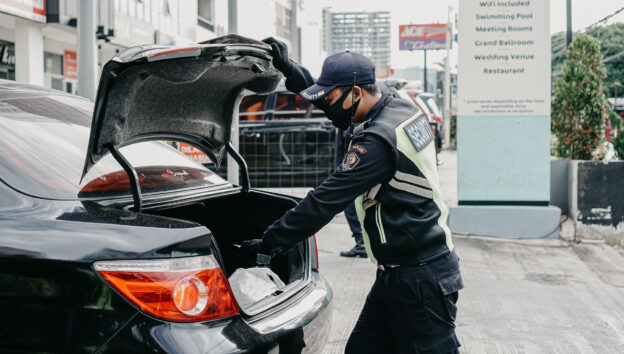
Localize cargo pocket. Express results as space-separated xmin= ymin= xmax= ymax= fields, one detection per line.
xmin=437 ymin=272 xmax=464 ymax=322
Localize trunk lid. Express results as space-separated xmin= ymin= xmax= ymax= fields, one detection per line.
xmin=81 ymin=34 xmax=282 ymax=180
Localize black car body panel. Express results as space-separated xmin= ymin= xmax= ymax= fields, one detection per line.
xmin=0 ymin=181 xmax=208 ymax=352
xmin=0 ymin=35 xmax=331 ymax=353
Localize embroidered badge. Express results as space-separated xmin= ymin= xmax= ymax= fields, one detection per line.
xmin=404 ymin=116 xmax=434 ymax=152
xmin=340 ymin=152 xmax=360 ymax=171
xmin=303 ymin=89 xmax=325 ymax=101
xmin=350 ymin=144 xmax=367 ymax=155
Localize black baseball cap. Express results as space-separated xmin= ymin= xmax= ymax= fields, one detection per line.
xmin=300 ymin=51 xmax=376 ymax=101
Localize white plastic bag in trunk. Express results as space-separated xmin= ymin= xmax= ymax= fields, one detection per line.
xmin=228 ymin=267 xmax=286 ymax=309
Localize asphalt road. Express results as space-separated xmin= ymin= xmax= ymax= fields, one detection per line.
xmin=268 ymin=151 xmax=624 ymax=353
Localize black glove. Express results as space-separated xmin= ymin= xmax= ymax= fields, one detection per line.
xmin=262 ymin=37 xmax=293 ymax=77
xmin=239 ymin=239 xmax=272 ymax=267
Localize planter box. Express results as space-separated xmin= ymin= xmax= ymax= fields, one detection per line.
xmin=553 ymin=159 xmax=624 ymax=245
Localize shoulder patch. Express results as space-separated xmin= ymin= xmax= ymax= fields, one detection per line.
xmin=340 ymin=152 xmax=360 ymax=171
xmin=350 ymin=144 xmax=367 ymax=154
xmin=403 ymin=116 xmax=434 ymax=152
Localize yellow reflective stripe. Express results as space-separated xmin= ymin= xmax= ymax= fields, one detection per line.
xmin=375 ymin=203 xmax=387 ymax=244
xmin=395 ymin=118 xmax=454 ymax=252
xmin=368 ymin=183 xmax=382 ymax=200
xmin=388 ymin=178 xmax=434 ymax=199
xmin=355 ymin=195 xmax=378 ymax=265
xmin=394 ymin=171 xmax=431 ymax=189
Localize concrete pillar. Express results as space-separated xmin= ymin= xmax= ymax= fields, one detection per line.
xmin=77 ymin=0 xmax=98 ymax=100
xmin=14 ymin=18 xmax=44 ymax=86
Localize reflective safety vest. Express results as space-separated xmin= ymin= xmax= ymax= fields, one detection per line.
xmin=353 ymin=97 xmax=453 ymax=266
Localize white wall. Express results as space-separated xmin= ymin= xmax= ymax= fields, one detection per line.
xmin=298 ymin=0 xmax=325 ymax=77
xmin=196 ymin=0 xmax=229 ymax=41
xmin=14 ymin=18 xmax=44 ymax=85
xmin=237 ymin=0 xmax=291 ymax=44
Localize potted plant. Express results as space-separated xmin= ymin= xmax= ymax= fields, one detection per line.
xmin=551 ymin=34 xmax=624 ymax=245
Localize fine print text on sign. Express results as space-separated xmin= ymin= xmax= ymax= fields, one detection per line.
xmin=399 ymin=24 xmax=448 ymax=51
xmin=457 ymin=0 xmax=551 ymax=116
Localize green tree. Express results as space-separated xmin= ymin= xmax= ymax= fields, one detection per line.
xmin=552 ymin=34 xmax=608 ymax=160
xmin=587 ymin=23 xmax=624 ymax=98
xmin=552 ymin=23 xmax=624 ymax=97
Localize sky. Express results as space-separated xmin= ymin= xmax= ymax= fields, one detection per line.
xmin=314 ymin=0 xmax=624 ymax=69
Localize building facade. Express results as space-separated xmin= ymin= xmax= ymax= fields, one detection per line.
xmin=322 ymin=8 xmax=390 ymax=69
xmin=0 ymin=0 xmax=323 ymax=96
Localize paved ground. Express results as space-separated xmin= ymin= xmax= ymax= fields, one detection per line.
xmin=266 ymin=151 xmax=624 ymax=353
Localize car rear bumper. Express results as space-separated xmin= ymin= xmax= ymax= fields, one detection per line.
xmin=97 ymin=270 xmax=332 ymax=353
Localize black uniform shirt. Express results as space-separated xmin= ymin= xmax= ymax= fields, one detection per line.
xmin=262 ymin=63 xmax=396 ymax=252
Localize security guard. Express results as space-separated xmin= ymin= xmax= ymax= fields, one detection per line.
xmin=240 ymin=37 xmax=464 ymax=353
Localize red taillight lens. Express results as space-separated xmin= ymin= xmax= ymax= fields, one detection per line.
xmin=94 ymin=256 xmax=239 ymax=322
xmin=312 ymin=235 xmax=319 ymax=269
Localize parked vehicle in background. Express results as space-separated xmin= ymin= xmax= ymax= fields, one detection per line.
xmin=406 ymin=91 xmax=443 ymax=154
xmin=0 ymin=36 xmax=331 ymax=353
xmin=236 ymin=84 xmax=336 ymax=188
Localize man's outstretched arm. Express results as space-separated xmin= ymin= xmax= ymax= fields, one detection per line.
xmin=261 ymin=134 xmax=395 ymax=254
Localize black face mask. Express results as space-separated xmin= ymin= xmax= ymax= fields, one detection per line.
xmin=325 ymin=88 xmax=360 ymax=130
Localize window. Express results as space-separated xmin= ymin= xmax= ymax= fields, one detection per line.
xmin=276 ymin=3 xmax=292 ymax=39
xmin=198 ymin=0 xmax=214 ymax=31
xmin=51 ymin=78 xmax=63 ymax=91
xmin=0 ymin=94 xmax=225 ymax=200
xmin=273 ymin=93 xmax=324 ymax=119
xmin=239 ymin=95 xmax=268 ymax=121
xmin=44 ymin=52 xmax=63 ymax=76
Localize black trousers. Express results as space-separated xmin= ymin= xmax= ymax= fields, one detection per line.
xmin=345 ymin=252 xmax=463 ymax=354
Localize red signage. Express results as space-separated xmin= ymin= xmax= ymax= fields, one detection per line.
xmin=177 ymin=143 xmax=211 ymax=163
xmin=399 ymin=24 xmax=448 ymax=51
xmin=64 ymin=50 xmax=77 ymax=79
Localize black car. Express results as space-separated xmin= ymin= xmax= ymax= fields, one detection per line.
xmin=236 ymin=85 xmax=336 ymax=188
xmin=0 ymin=35 xmax=331 ymax=353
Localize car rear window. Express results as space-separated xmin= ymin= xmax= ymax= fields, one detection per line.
xmin=414 ymin=96 xmax=432 ymax=116
xmin=273 ymin=93 xmax=325 ymax=119
xmin=0 ymin=93 xmax=228 ymax=200
xmin=239 ymin=95 xmax=268 ymax=121
xmin=426 ymin=98 xmax=441 ymax=117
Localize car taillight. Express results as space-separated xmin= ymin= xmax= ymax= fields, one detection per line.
xmin=312 ymin=235 xmax=319 ymax=269
xmin=94 ymin=255 xmax=239 ymax=322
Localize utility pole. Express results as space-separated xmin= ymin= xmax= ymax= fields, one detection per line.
xmin=77 ymin=0 xmax=98 ymax=100
xmin=443 ymin=6 xmax=452 ymax=149
xmin=227 ymin=0 xmax=240 ymax=185
xmin=566 ymin=0 xmax=572 ymax=47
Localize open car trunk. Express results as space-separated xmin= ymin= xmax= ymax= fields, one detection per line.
xmin=82 ymin=34 xmax=312 ymax=315
xmin=150 ymin=190 xmax=310 ymax=315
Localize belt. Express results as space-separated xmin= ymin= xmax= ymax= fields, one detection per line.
xmin=377 ymin=250 xmax=453 ymax=271
xmin=377 ymin=264 xmax=400 ymax=271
